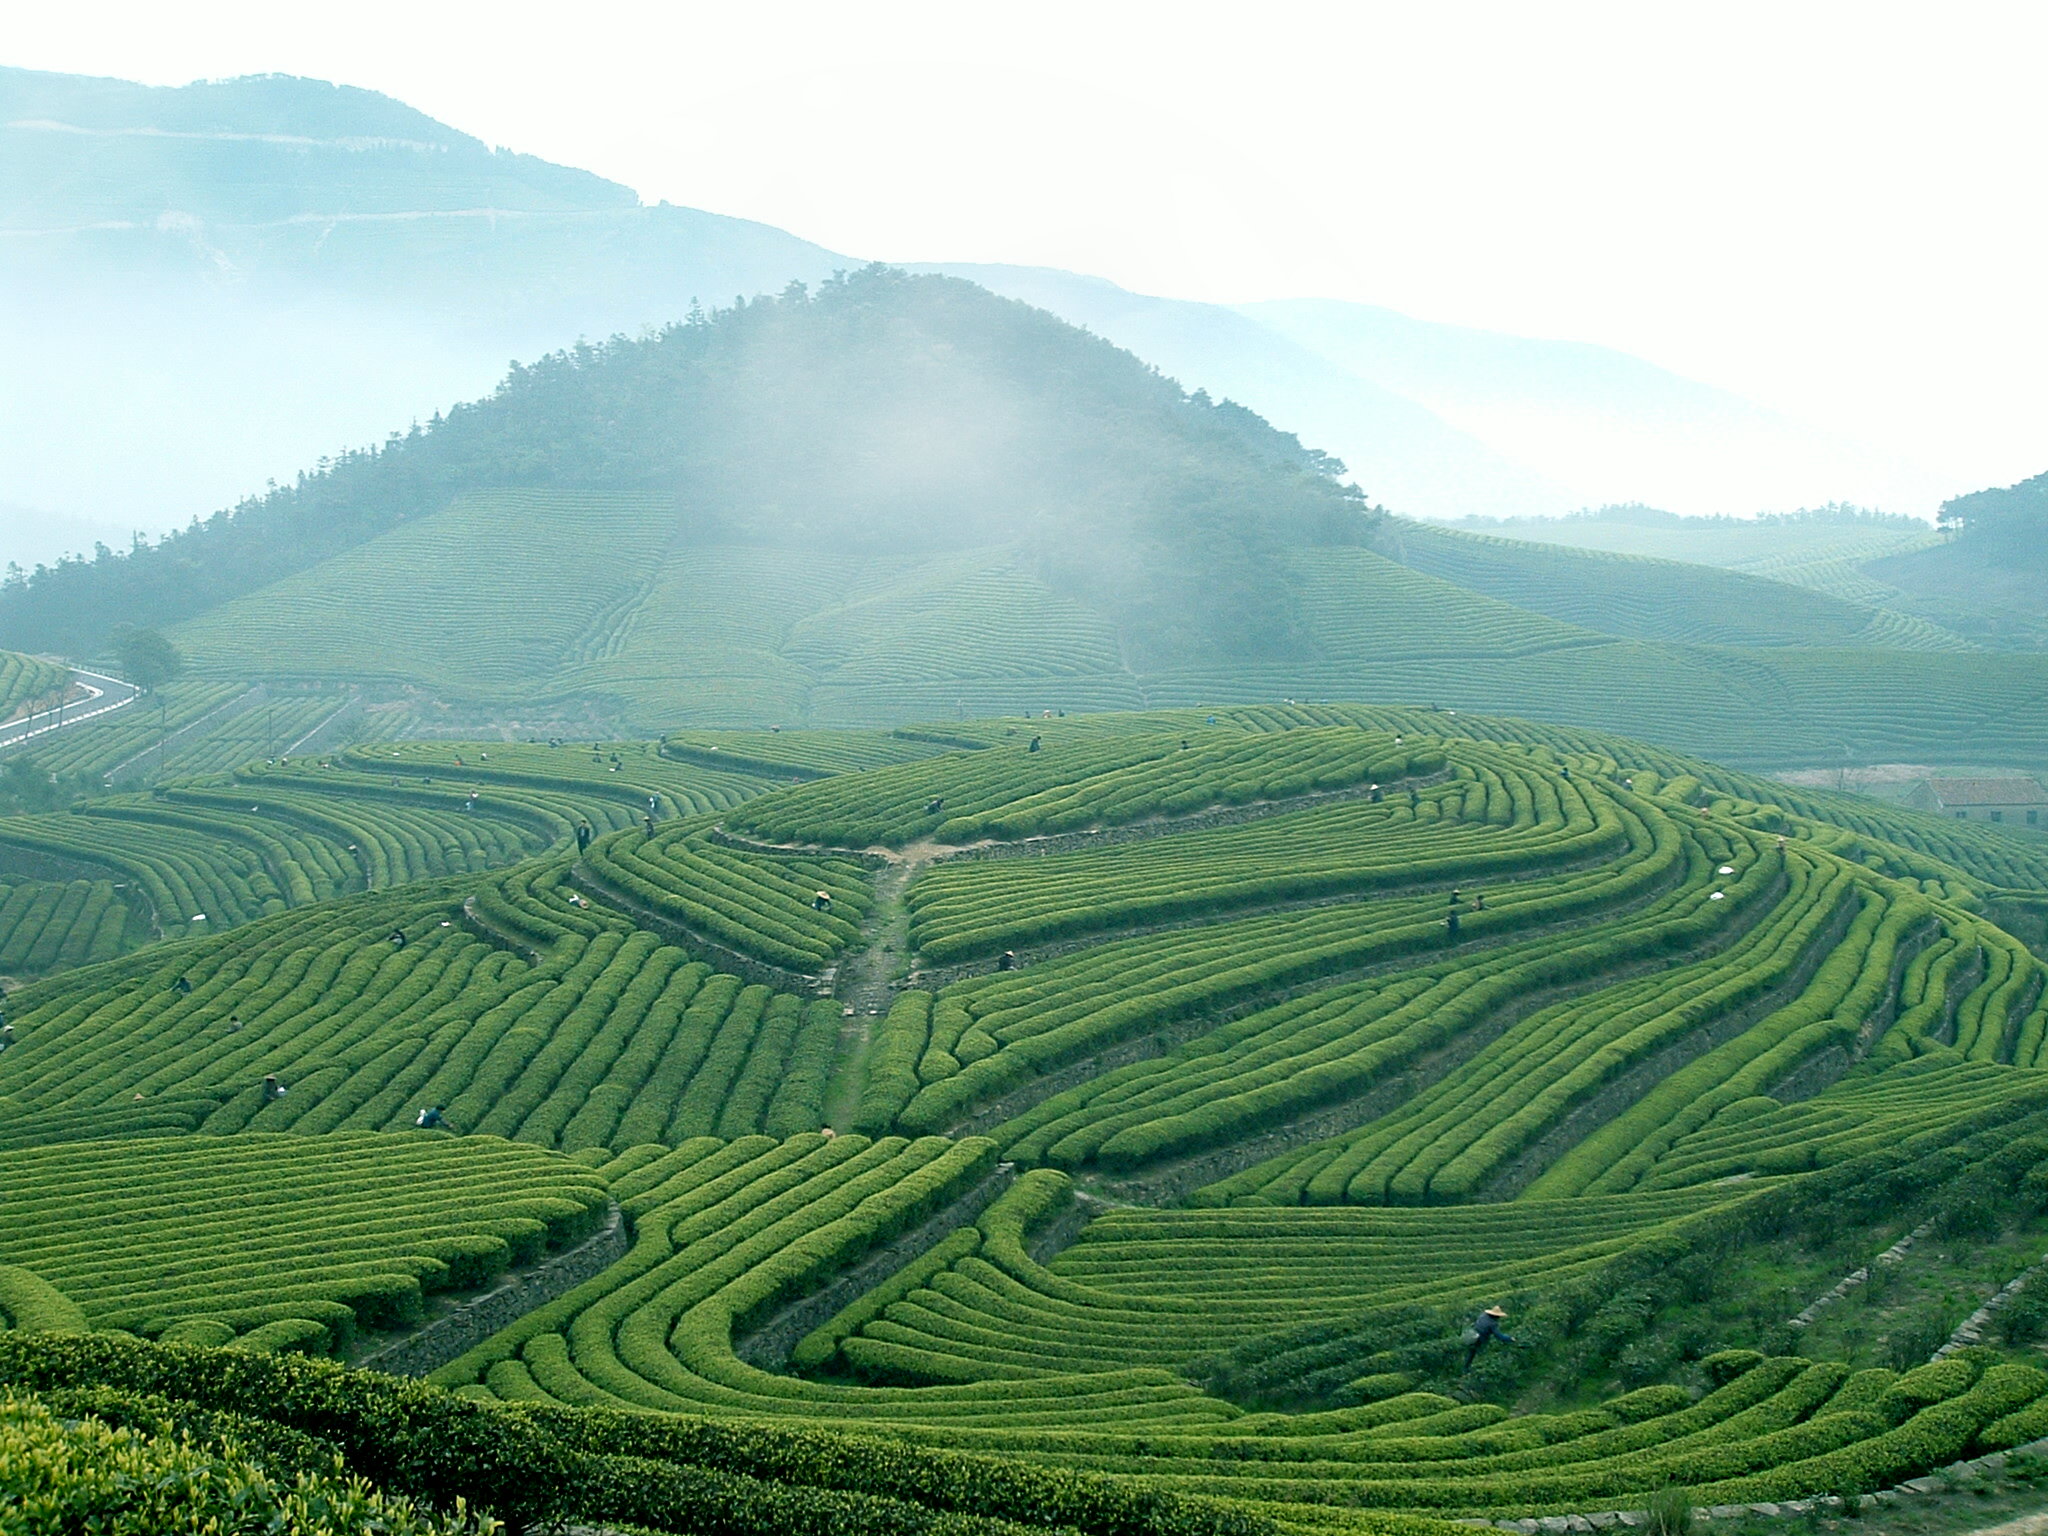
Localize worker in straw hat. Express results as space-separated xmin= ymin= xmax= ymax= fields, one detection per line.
xmin=1463 ymin=1305 xmax=1516 ymax=1371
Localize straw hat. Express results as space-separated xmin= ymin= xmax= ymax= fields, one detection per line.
xmin=1484 ymin=1306 xmax=1508 ymax=1318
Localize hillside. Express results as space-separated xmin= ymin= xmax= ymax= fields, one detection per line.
xmin=7 ymin=706 xmax=2048 ymax=1530
xmin=1379 ymin=519 xmax=1967 ymax=650
xmin=1869 ymin=469 xmax=2048 ymax=649
xmin=7 ymin=259 xmax=2047 ymax=765
xmin=1434 ymin=505 xmax=1943 ymax=605
xmin=5 ymin=267 xmax=1377 ymax=666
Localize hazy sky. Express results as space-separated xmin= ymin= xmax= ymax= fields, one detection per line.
xmin=11 ymin=1 xmax=2047 ymax=492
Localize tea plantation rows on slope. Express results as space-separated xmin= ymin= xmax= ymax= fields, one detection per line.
xmin=125 ymin=487 xmax=2048 ymax=760
xmin=5 ymin=705 xmax=2048 ymax=1530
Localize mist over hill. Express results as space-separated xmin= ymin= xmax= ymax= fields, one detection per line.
xmin=1 ymin=268 xmax=1377 ymax=667
xmin=919 ymin=264 xmax=1573 ymax=519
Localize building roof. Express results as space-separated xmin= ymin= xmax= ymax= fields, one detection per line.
xmin=1926 ymin=777 xmax=2048 ymax=807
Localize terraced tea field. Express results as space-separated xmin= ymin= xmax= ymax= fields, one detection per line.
xmin=66 ymin=483 xmax=2033 ymax=761
xmin=0 ymin=649 xmax=71 ymax=725
xmin=7 ymin=705 xmax=2048 ymax=1530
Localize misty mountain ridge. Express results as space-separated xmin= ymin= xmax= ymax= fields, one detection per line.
xmin=0 ymin=66 xmax=634 ymax=230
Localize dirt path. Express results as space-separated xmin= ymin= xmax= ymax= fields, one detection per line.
xmin=1961 ymin=1516 xmax=2048 ymax=1536
xmin=821 ymin=848 xmax=931 ymax=1129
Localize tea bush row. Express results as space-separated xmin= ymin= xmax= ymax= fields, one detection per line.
xmin=0 ymin=878 xmax=136 ymax=973
xmin=581 ymin=824 xmax=872 ymax=968
xmin=0 ymin=1133 xmax=605 ymax=1346
xmin=0 ymin=879 xmax=841 ymax=1150
xmin=907 ymin=745 xmax=1620 ymax=961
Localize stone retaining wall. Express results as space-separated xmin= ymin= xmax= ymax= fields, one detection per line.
xmin=356 ymin=1202 xmax=628 ymax=1378
xmin=734 ymin=1166 xmax=1016 ymax=1369
xmin=1935 ymin=1252 xmax=2048 ymax=1359
xmin=1787 ymin=1218 xmax=1936 ymax=1331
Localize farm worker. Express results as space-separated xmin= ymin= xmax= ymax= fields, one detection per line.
xmin=0 ymin=1024 xmax=13 ymax=1054
xmin=997 ymin=950 xmax=1018 ymax=972
xmin=821 ymin=1127 xmax=836 ymax=1140
xmin=926 ymin=798 xmax=944 ymax=814
xmin=262 ymin=1075 xmax=287 ymax=1103
xmin=813 ymin=890 xmax=833 ymax=912
xmin=576 ymin=822 xmax=593 ymax=852
xmin=644 ymin=814 xmax=657 ymax=837
xmin=1369 ymin=783 xmax=1383 ymax=803
xmin=173 ymin=975 xmax=192 ymax=995
xmin=1446 ymin=906 xmax=1461 ymax=941
xmin=389 ymin=929 xmax=407 ymax=948
xmin=1463 ymin=1306 xmax=1515 ymax=1370
xmin=1028 ymin=736 xmax=1042 ymax=753
xmin=415 ymin=1106 xmax=449 ymax=1130
xmin=1561 ymin=765 xmax=1571 ymax=781
xmin=1472 ymin=893 xmax=1485 ymax=912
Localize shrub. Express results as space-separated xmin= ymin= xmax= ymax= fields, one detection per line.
xmin=0 ymin=1389 xmax=491 ymax=1536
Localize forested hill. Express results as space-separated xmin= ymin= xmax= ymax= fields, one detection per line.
xmin=0 ymin=267 xmax=1377 ymax=665
xmin=1937 ymin=470 xmax=2048 ymax=565
xmin=1864 ymin=468 xmax=2048 ymax=649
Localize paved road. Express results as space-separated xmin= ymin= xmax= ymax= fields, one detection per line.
xmin=0 ymin=667 xmax=139 ymax=752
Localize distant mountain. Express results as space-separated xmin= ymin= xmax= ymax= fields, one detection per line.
xmin=0 ymin=66 xmax=847 ymax=553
